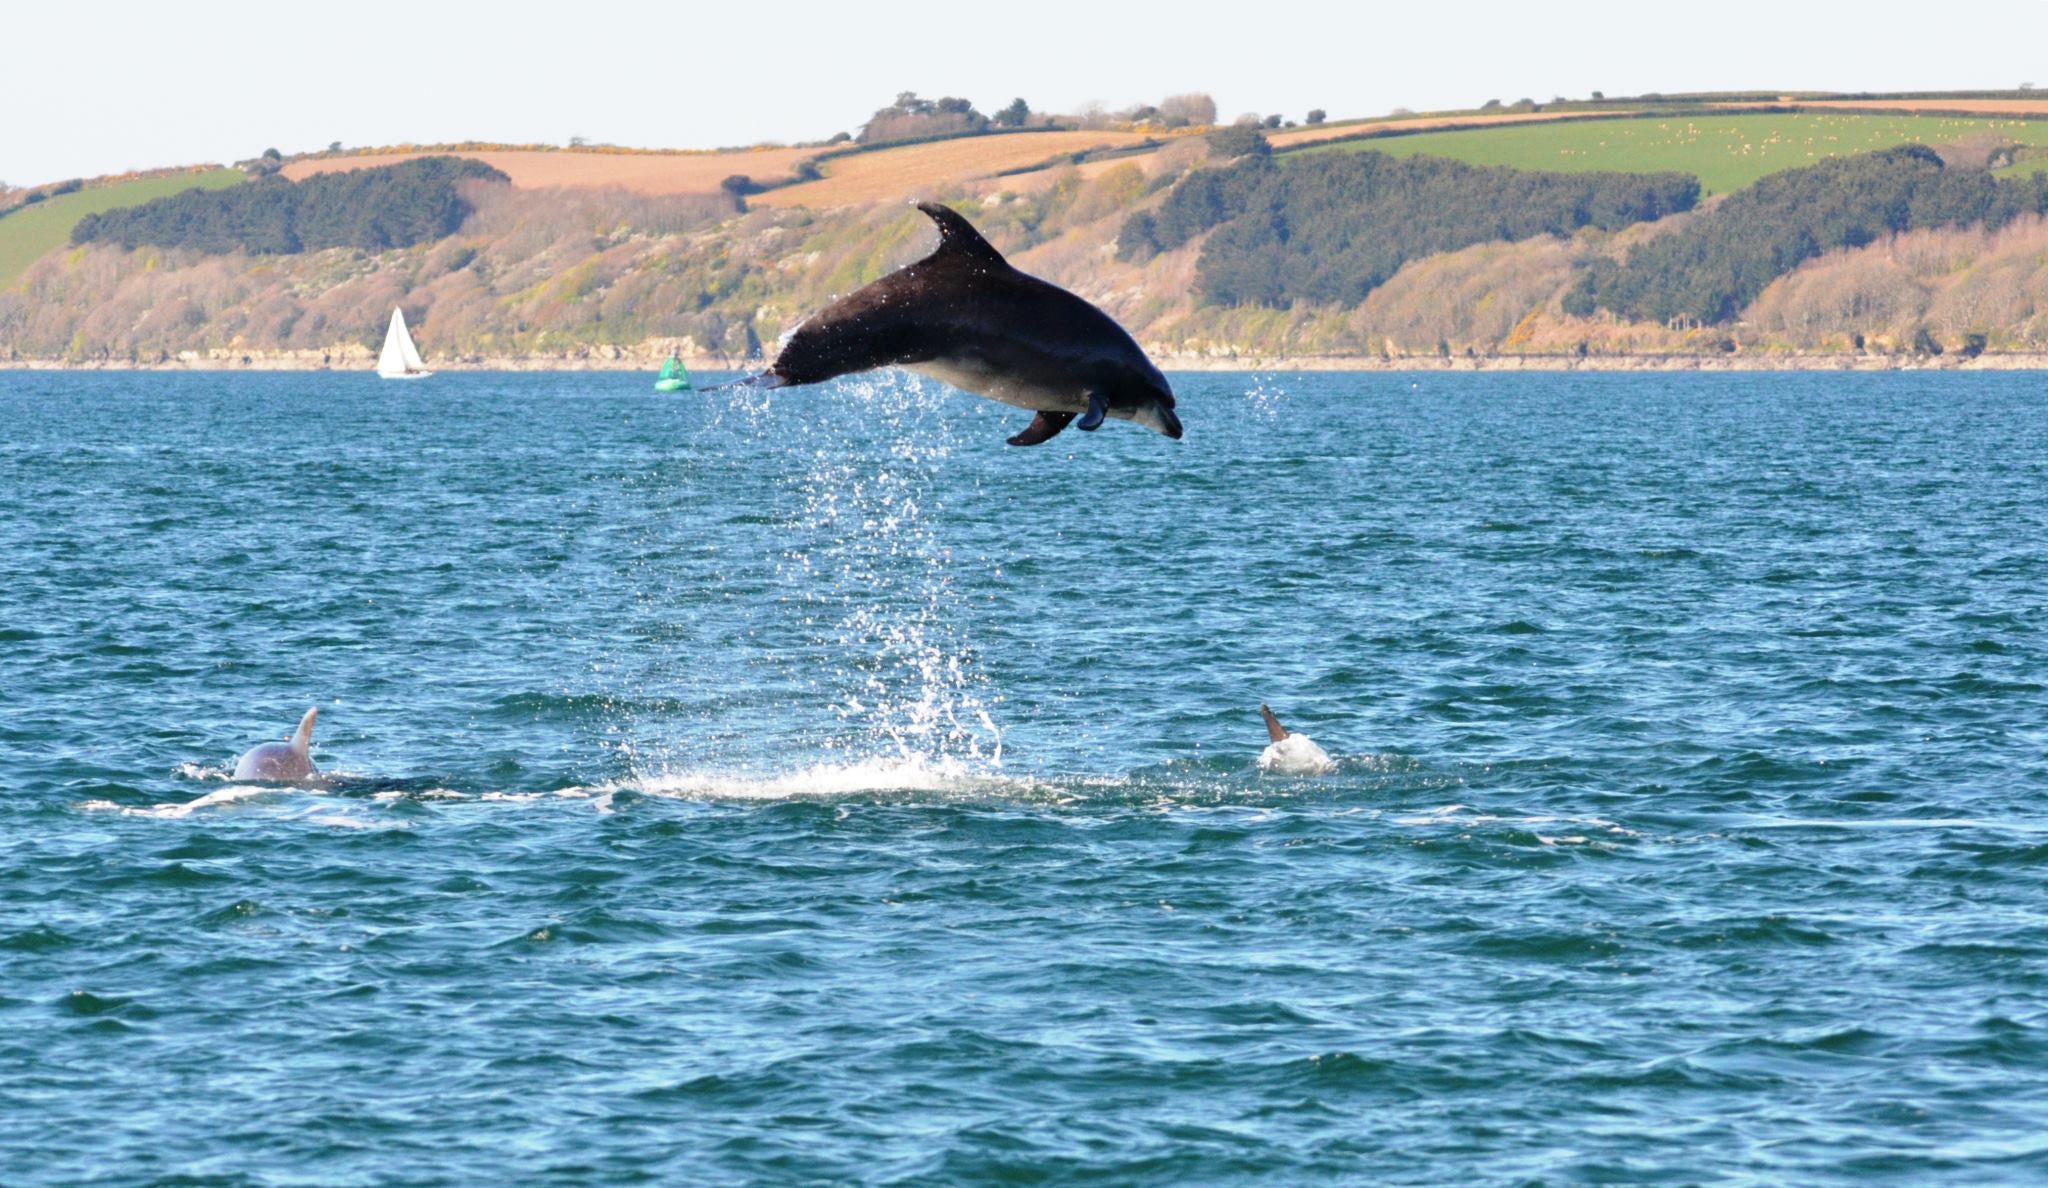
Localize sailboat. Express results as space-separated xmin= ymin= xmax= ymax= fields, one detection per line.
xmin=376 ymin=307 xmax=432 ymax=380
xmin=653 ymin=352 xmax=691 ymax=392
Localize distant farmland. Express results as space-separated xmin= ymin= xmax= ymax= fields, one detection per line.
xmin=0 ymin=170 xmax=243 ymax=286
xmin=1296 ymin=113 xmax=2048 ymax=194
xmin=280 ymin=148 xmax=819 ymax=195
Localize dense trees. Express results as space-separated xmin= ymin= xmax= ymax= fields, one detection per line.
xmin=1566 ymin=146 xmax=2048 ymax=323
xmin=1157 ymin=93 xmax=1218 ymax=127
xmin=72 ymin=157 xmax=507 ymax=255
xmin=1122 ymin=150 xmax=1698 ymax=307
xmin=1204 ymin=125 xmax=1271 ymax=161
xmin=994 ymin=98 xmax=1031 ymax=128
xmin=859 ymin=92 xmax=989 ymax=145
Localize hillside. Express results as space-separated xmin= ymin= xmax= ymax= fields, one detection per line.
xmin=9 ymin=91 xmax=2048 ymax=368
xmin=1301 ymin=112 xmax=2048 ymax=195
xmin=0 ymin=169 xmax=241 ymax=285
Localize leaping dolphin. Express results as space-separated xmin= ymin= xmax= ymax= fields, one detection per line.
xmin=232 ymin=708 xmax=319 ymax=782
xmin=729 ymin=202 xmax=1182 ymax=447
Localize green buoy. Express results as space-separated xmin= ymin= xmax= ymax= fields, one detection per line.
xmin=653 ymin=352 xmax=691 ymax=393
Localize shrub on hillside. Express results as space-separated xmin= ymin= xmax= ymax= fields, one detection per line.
xmin=1205 ymin=125 xmax=1271 ymax=161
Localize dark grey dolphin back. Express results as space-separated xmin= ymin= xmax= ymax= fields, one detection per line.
xmin=768 ymin=205 xmax=1008 ymax=387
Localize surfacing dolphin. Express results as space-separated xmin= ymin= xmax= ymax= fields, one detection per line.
xmin=232 ymin=708 xmax=319 ymax=782
xmin=1258 ymin=703 xmax=1335 ymax=775
xmin=728 ymin=202 xmax=1182 ymax=447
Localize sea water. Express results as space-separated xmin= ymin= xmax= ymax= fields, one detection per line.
xmin=3 ymin=370 xmax=2047 ymax=1183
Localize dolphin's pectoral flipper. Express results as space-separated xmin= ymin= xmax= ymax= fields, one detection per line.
xmin=1008 ymin=410 xmax=1076 ymax=447
xmin=1259 ymin=704 xmax=1288 ymax=743
xmin=1009 ymin=410 xmax=1076 ymax=447
xmin=1076 ymin=393 xmax=1108 ymax=432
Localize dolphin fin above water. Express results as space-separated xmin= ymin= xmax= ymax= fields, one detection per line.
xmin=1257 ymin=703 xmax=1335 ymax=775
xmin=725 ymin=202 xmax=1182 ymax=447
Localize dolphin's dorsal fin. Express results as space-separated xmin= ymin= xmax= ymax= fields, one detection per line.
xmin=1260 ymin=704 xmax=1288 ymax=743
xmin=290 ymin=707 xmax=318 ymax=756
xmin=916 ymin=202 xmax=1007 ymax=266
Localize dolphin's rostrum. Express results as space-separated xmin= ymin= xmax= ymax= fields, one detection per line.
xmin=733 ymin=203 xmax=1182 ymax=447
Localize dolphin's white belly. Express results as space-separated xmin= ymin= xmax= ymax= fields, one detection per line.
xmin=906 ymin=358 xmax=1085 ymax=413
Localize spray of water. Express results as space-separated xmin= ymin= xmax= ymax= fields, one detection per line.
xmin=1244 ymin=373 xmax=1291 ymax=422
xmin=775 ymin=373 xmax=1004 ymax=773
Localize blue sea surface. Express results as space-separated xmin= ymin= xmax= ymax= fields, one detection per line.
xmin=4 ymin=369 xmax=2047 ymax=1184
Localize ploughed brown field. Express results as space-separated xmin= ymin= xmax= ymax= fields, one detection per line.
xmin=283 ymin=133 xmax=1158 ymax=208
xmin=751 ymin=130 xmax=1156 ymax=208
xmin=280 ymin=147 xmax=820 ymax=194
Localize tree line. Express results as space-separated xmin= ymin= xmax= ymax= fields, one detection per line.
xmin=1120 ymin=146 xmax=1699 ymax=307
xmin=1566 ymin=146 xmax=2048 ymax=324
xmin=71 ymin=157 xmax=508 ymax=255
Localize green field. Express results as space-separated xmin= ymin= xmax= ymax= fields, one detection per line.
xmin=0 ymin=169 xmax=244 ymax=286
xmin=1295 ymin=113 xmax=2048 ymax=195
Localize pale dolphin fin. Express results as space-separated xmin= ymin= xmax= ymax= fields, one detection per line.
xmin=1008 ymin=410 xmax=1076 ymax=447
xmin=289 ymin=708 xmax=318 ymax=757
xmin=1076 ymin=393 xmax=1108 ymax=432
xmin=1259 ymin=704 xmax=1288 ymax=743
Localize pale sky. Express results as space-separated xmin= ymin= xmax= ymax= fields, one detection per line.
xmin=9 ymin=0 xmax=2048 ymax=186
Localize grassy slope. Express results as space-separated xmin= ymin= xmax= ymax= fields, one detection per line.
xmin=0 ymin=170 xmax=243 ymax=286
xmin=1296 ymin=113 xmax=2048 ymax=194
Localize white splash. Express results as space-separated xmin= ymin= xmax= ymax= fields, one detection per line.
xmin=1258 ymin=732 xmax=1336 ymax=775
xmin=1244 ymin=374 xmax=1291 ymax=422
xmin=777 ymin=373 xmax=1005 ymax=771
xmin=614 ymin=753 xmax=1038 ymax=801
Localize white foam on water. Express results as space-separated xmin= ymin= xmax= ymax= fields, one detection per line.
xmin=1743 ymin=816 xmax=2048 ymax=832
xmin=80 ymin=783 xmax=404 ymax=828
xmin=1390 ymin=803 xmax=1638 ymax=837
xmin=609 ymin=752 xmax=1043 ymax=802
xmin=116 ymin=783 xmax=283 ymax=818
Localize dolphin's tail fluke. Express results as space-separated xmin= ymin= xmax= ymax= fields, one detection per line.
xmin=1259 ymin=703 xmax=1288 ymax=743
xmin=290 ymin=708 xmax=318 ymax=757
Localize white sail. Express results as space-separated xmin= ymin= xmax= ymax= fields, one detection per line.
xmin=377 ymin=307 xmax=431 ymax=379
